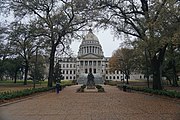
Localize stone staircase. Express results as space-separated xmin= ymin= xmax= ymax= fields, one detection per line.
xmin=77 ymin=73 xmax=104 ymax=84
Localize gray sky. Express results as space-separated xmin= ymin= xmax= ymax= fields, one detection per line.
xmin=0 ymin=15 xmax=121 ymax=57
xmin=70 ymin=29 xmax=121 ymax=57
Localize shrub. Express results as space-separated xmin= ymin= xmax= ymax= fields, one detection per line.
xmin=76 ymin=87 xmax=84 ymax=92
xmin=96 ymin=85 xmax=105 ymax=92
xmin=81 ymin=85 xmax=86 ymax=89
xmin=120 ymin=86 xmax=180 ymax=98
xmin=77 ymin=85 xmax=86 ymax=92
xmin=96 ymin=85 xmax=102 ymax=89
xmin=98 ymin=87 xmax=105 ymax=92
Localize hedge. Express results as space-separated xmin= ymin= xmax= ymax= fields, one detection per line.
xmin=117 ymin=85 xmax=180 ymax=98
xmin=0 ymin=87 xmax=55 ymax=100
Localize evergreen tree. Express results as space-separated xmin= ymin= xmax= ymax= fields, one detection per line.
xmin=54 ymin=63 xmax=64 ymax=83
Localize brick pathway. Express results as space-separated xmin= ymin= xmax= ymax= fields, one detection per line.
xmin=0 ymin=85 xmax=180 ymax=120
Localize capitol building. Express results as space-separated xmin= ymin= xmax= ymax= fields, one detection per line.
xmin=57 ymin=29 xmax=144 ymax=84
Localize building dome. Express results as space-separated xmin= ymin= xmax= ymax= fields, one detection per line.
xmin=84 ymin=29 xmax=99 ymax=41
xmin=78 ymin=29 xmax=104 ymax=58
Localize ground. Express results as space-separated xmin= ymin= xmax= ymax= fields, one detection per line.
xmin=0 ymin=85 xmax=180 ymax=120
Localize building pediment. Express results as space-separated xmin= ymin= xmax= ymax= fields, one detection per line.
xmin=78 ymin=53 xmax=103 ymax=59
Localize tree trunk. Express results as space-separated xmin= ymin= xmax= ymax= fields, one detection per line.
xmin=126 ymin=75 xmax=129 ymax=84
xmin=172 ymin=60 xmax=178 ymax=86
xmin=24 ymin=61 xmax=29 ymax=85
xmin=125 ymin=70 xmax=129 ymax=84
xmin=152 ymin=56 xmax=162 ymax=90
xmin=165 ymin=76 xmax=172 ymax=85
xmin=14 ymin=70 xmax=17 ymax=83
xmin=151 ymin=44 xmax=168 ymax=90
xmin=48 ymin=45 xmax=56 ymax=87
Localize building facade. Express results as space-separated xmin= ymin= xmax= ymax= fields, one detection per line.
xmin=57 ymin=29 xmax=144 ymax=84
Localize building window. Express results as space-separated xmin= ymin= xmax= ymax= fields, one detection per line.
xmin=85 ymin=61 xmax=88 ymax=66
xmin=106 ymin=70 xmax=108 ymax=74
xmin=106 ymin=76 xmax=108 ymax=79
xmin=116 ymin=71 xmax=119 ymax=74
xmin=74 ymin=70 xmax=76 ymax=74
xmin=85 ymin=69 xmax=88 ymax=73
xmin=110 ymin=76 xmax=112 ymax=79
xmin=66 ymin=64 xmax=69 ymax=68
xmin=117 ymin=76 xmax=119 ymax=79
xmin=66 ymin=76 xmax=68 ymax=79
xmin=74 ymin=64 xmax=76 ymax=68
xmin=89 ymin=61 xmax=92 ymax=66
xmin=70 ymin=70 xmax=72 ymax=74
xmin=94 ymin=69 xmax=96 ymax=74
xmin=98 ymin=61 xmax=101 ymax=66
xmin=113 ymin=76 xmax=115 ymax=79
xmin=89 ymin=68 xmax=92 ymax=73
xmin=63 ymin=64 xmax=65 ymax=68
xmin=140 ymin=76 xmax=142 ymax=79
xmin=87 ymin=47 xmax=89 ymax=53
xmin=70 ymin=64 xmax=72 ymax=68
xmin=70 ymin=76 xmax=72 ymax=79
xmin=73 ymin=76 xmax=76 ymax=80
xmin=93 ymin=61 xmax=96 ymax=66
xmin=80 ymin=61 xmax=83 ymax=66
xmin=66 ymin=70 xmax=68 ymax=74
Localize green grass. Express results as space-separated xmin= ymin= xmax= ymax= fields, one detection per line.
xmin=0 ymin=80 xmax=48 ymax=84
xmin=61 ymin=80 xmax=75 ymax=86
xmin=0 ymin=80 xmax=75 ymax=91
xmin=0 ymin=80 xmax=48 ymax=93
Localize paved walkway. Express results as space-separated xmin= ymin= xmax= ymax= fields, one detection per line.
xmin=0 ymin=85 xmax=180 ymax=120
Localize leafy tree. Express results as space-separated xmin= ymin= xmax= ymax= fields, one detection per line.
xmin=29 ymin=54 xmax=46 ymax=83
xmin=7 ymin=0 xmax=94 ymax=87
xmin=109 ymin=48 xmax=135 ymax=84
xmin=3 ymin=57 xmax=23 ymax=82
xmin=96 ymin=0 xmax=179 ymax=90
xmin=8 ymin=23 xmax=38 ymax=85
xmin=54 ymin=63 xmax=64 ymax=83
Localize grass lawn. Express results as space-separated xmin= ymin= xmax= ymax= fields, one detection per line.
xmin=0 ymin=80 xmax=48 ymax=93
xmin=0 ymin=79 xmax=75 ymax=93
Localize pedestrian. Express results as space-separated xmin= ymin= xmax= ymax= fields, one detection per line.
xmin=56 ymin=81 xmax=60 ymax=94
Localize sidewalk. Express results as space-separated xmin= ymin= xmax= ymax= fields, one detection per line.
xmin=0 ymin=85 xmax=180 ymax=120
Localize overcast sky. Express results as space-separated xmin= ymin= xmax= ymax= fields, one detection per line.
xmin=0 ymin=15 xmax=121 ymax=57
xmin=70 ymin=29 xmax=122 ymax=57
